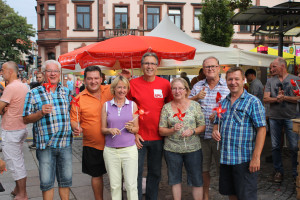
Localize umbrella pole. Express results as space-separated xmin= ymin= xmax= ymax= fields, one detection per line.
xmin=131 ymin=57 xmax=133 ymax=76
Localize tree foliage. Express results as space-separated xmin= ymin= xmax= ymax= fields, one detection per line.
xmin=200 ymin=0 xmax=234 ymax=47
xmin=229 ymin=0 xmax=252 ymax=12
xmin=0 ymin=0 xmax=35 ymax=63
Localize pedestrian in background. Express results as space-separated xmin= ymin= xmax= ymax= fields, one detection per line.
xmin=0 ymin=61 xmax=29 ymax=200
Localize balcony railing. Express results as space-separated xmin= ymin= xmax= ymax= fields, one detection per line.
xmin=100 ymin=29 xmax=140 ymax=38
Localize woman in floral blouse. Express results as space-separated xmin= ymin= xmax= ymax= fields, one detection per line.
xmin=159 ymin=77 xmax=205 ymax=200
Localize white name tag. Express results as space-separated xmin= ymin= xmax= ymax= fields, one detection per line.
xmin=154 ymin=89 xmax=163 ymax=98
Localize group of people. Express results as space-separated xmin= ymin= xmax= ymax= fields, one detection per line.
xmin=0 ymin=53 xmax=298 ymax=200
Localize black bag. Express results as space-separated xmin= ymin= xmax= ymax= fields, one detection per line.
xmin=0 ymin=182 xmax=5 ymax=192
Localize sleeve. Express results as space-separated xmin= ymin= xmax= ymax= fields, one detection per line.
xmin=264 ymin=79 xmax=271 ymax=93
xmin=159 ymin=105 xmax=169 ymax=128
xmin=189 ymin=84 xmax=198 ymax=98
xmin=23 ymin=91 xmax=33 ymax=116
xmin=70 ymin=95 xmax=81 ymax=123
xmin=0 ymin=85 xmax=13 ymax=103
xmin=250 ymin=99 xmax=266 ymax=128
xmin=127 ymin=82 xmax=134 ymax=101
xmin=195 ymin=102 xmax=205 ymax=127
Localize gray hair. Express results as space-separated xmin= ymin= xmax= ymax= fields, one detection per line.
xmin=141 ymin=52 xmax=159 ymax=66
xmin=41 ymin=60 xmax=62 ymax=72
xmin=202 ymin=56 xmax=219 ymax=66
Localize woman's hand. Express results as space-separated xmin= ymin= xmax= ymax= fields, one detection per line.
xmin=181 ymin=128 xmax=194 ymax=137
xmin=110 ymin=128 xmax=121 ymax=136
xmin=174 ymin=123 xmax=184 ymax=132
xmin=125 ymin=121 xmax=134 ymax=133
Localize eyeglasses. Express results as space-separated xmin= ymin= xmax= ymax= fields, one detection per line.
xmin=45 ymin=70 xmax=60 ymax=74
xmin=203 ymin=65 xmax=218 ymax=70
xmin=171 ymin=87 xmax=186 ymax=92
xmin=143 ymin=62 xmax=158 ymax=66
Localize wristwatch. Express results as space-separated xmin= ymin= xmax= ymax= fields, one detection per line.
xmin=192 ymin=129 xmax=196 ymax=135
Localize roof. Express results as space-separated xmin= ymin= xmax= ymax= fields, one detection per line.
xmin=230 ymin=1 xmax=300 ymax=36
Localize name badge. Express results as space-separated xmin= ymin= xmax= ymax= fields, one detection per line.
xmin=154 ymin=89 xmax=163 ymax=98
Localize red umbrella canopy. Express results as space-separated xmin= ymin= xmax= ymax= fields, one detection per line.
xmin=58 ymin=35 xmax=196 ymax=69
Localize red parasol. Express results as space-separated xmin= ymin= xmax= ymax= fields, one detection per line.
xmin=58 ymin=35 xmax=196 ymax=69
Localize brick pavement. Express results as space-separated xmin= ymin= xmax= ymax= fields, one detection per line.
xmin=0 ymin=125 xmax=297 ymax=200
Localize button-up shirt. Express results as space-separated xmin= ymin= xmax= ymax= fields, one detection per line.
xmin=23 ymin=83 xmax=72 ymax=149
xmin=215 ymin=90 xmax=266 ymax=165
xmin=189 ymin=78 xmax=230 ymax=139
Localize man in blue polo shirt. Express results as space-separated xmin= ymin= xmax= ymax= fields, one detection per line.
xmin=212 ymin=67 xmax=266 ymax=200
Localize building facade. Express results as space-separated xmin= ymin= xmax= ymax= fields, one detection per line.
xmin=36 ymin=0 xmax=298 ymax=62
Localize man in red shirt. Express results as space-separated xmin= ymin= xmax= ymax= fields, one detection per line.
xmin=127 ymin=52 xmax=173 ymax=200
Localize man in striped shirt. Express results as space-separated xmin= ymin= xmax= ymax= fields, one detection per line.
xmin=189 ymin=56 xmax=229 ymax=200
xmin=23 ymin=60 xmax=73 ymax=200
xmin=212 ymin=67 xmax=266 ymax=200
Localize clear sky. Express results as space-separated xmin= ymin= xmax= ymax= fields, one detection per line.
xmin=6 ymin=0 xmax=37 ymax=41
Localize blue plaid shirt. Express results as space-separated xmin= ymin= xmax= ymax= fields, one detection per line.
xmin=23 ymin=83 xmax=73 ymax=149
xmin=189 ymin=78 xmax=230 ymax=139
xmin=215 ymin=90 xmax=266 ymax=165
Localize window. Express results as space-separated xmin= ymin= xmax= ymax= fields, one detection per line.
xmin=48 ymin=15 xmax=56 ymax=29
xmin=194 ymin=8 xmax=201 ymax=31
xmin=41 ymin=15 xmax=45 ymax=30
xmin=48 ymin=52 xmax=55 ymax=60
xmin=240 ymin=25 xmax=251 ymax=32
xmin=115 ymin=7 xmax=128 ymax=29
xmin=147 ymin=7 xmax=159 ymax=30
xmin=77 ymin=6 xmax=90 ymax=29
xmin=169 ymin=8 xmax=181 ymax=29
xmin=48 ymin=4 xmax=56 ymax=29
xmin=48 ymin=4 xmax=55 ymax=11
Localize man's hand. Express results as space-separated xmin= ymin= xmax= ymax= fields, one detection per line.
xmin=209 ymin=113 xmax=216 ymax=123
xmin=276 ymin=88 xmax=284 ymax=103
xmin=249 ymin=157 xmax=260 ymax=173
xmin=119 ymin=69 xmax=132 ymax=80
xmin=135 ymin=134 xmax=144 ymax=149
xmin=212 ymin=130 xmax=221 ymax=141
xmin=0 ymin=159 xmax=6 ymax=174
xmin=196 ymin=87 xmax=207 ymax=100
xmin=72 ymin=125 xmax=82 ymax=136
xmin=42 ymin=104 xmax=53 ymax=115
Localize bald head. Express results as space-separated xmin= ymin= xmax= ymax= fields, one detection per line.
xmin=2 ymin=61 xmax=19 ymax=83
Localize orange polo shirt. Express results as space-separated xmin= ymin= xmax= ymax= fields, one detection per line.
xmin=70 ymin=85 xmax=113 ymax=150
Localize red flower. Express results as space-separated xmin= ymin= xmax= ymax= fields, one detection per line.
xmin=293 ymin=89 xmax=300 ymax=96
xmin=212 ymin=103 xmax=227 ymax=118
xmin=70 ymin=95 xmax=80 ymax=107
xmin=173 ymin=108 xmax=186 ymax=121
xmin=134 ymin=108 xmax=149 ymax=120
xmin=216 ymin=92 xmax=222 ymax=103
xmin=291 ymin=79 xmax=297 ymax=87
xmin=43 ymin=78 xmax=55 ymax=93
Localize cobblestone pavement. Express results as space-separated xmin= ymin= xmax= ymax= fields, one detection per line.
xmin=72 ymin=134 xmax=297 ymax=200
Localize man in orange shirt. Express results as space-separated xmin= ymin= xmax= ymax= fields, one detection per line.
xmin=70 ymin=66 xmax=113 ymax=200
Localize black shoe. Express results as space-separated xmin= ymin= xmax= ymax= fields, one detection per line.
xmin=29 ymin=144 xmax=36 ymax=150
xmin=273 ymin=172 xmax=283 ymax=183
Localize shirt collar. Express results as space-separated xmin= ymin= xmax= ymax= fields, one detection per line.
xmin=110 ymin=97 xmax=129 ymax=106
xmin=201 ymin=77 xmax=226 ymax=86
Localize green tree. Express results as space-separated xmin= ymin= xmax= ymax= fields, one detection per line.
xmin=0 ymin=0 xmax=35 ymax=63
xmin=229 ymin=0 xmax=252 ymax=12
xmin=200 ymin=0 xmax=234 ymax=47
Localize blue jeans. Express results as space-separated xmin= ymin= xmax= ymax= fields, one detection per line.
xmin=138 ymin=140 xmax=163 ymax=200
xmin=164 ymin=149 xmax=203 ymax=187
xmin=36 ymin=145 xmax=73 ymax=191
xmin=269 ymin=119 xmax=298 ymax=177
